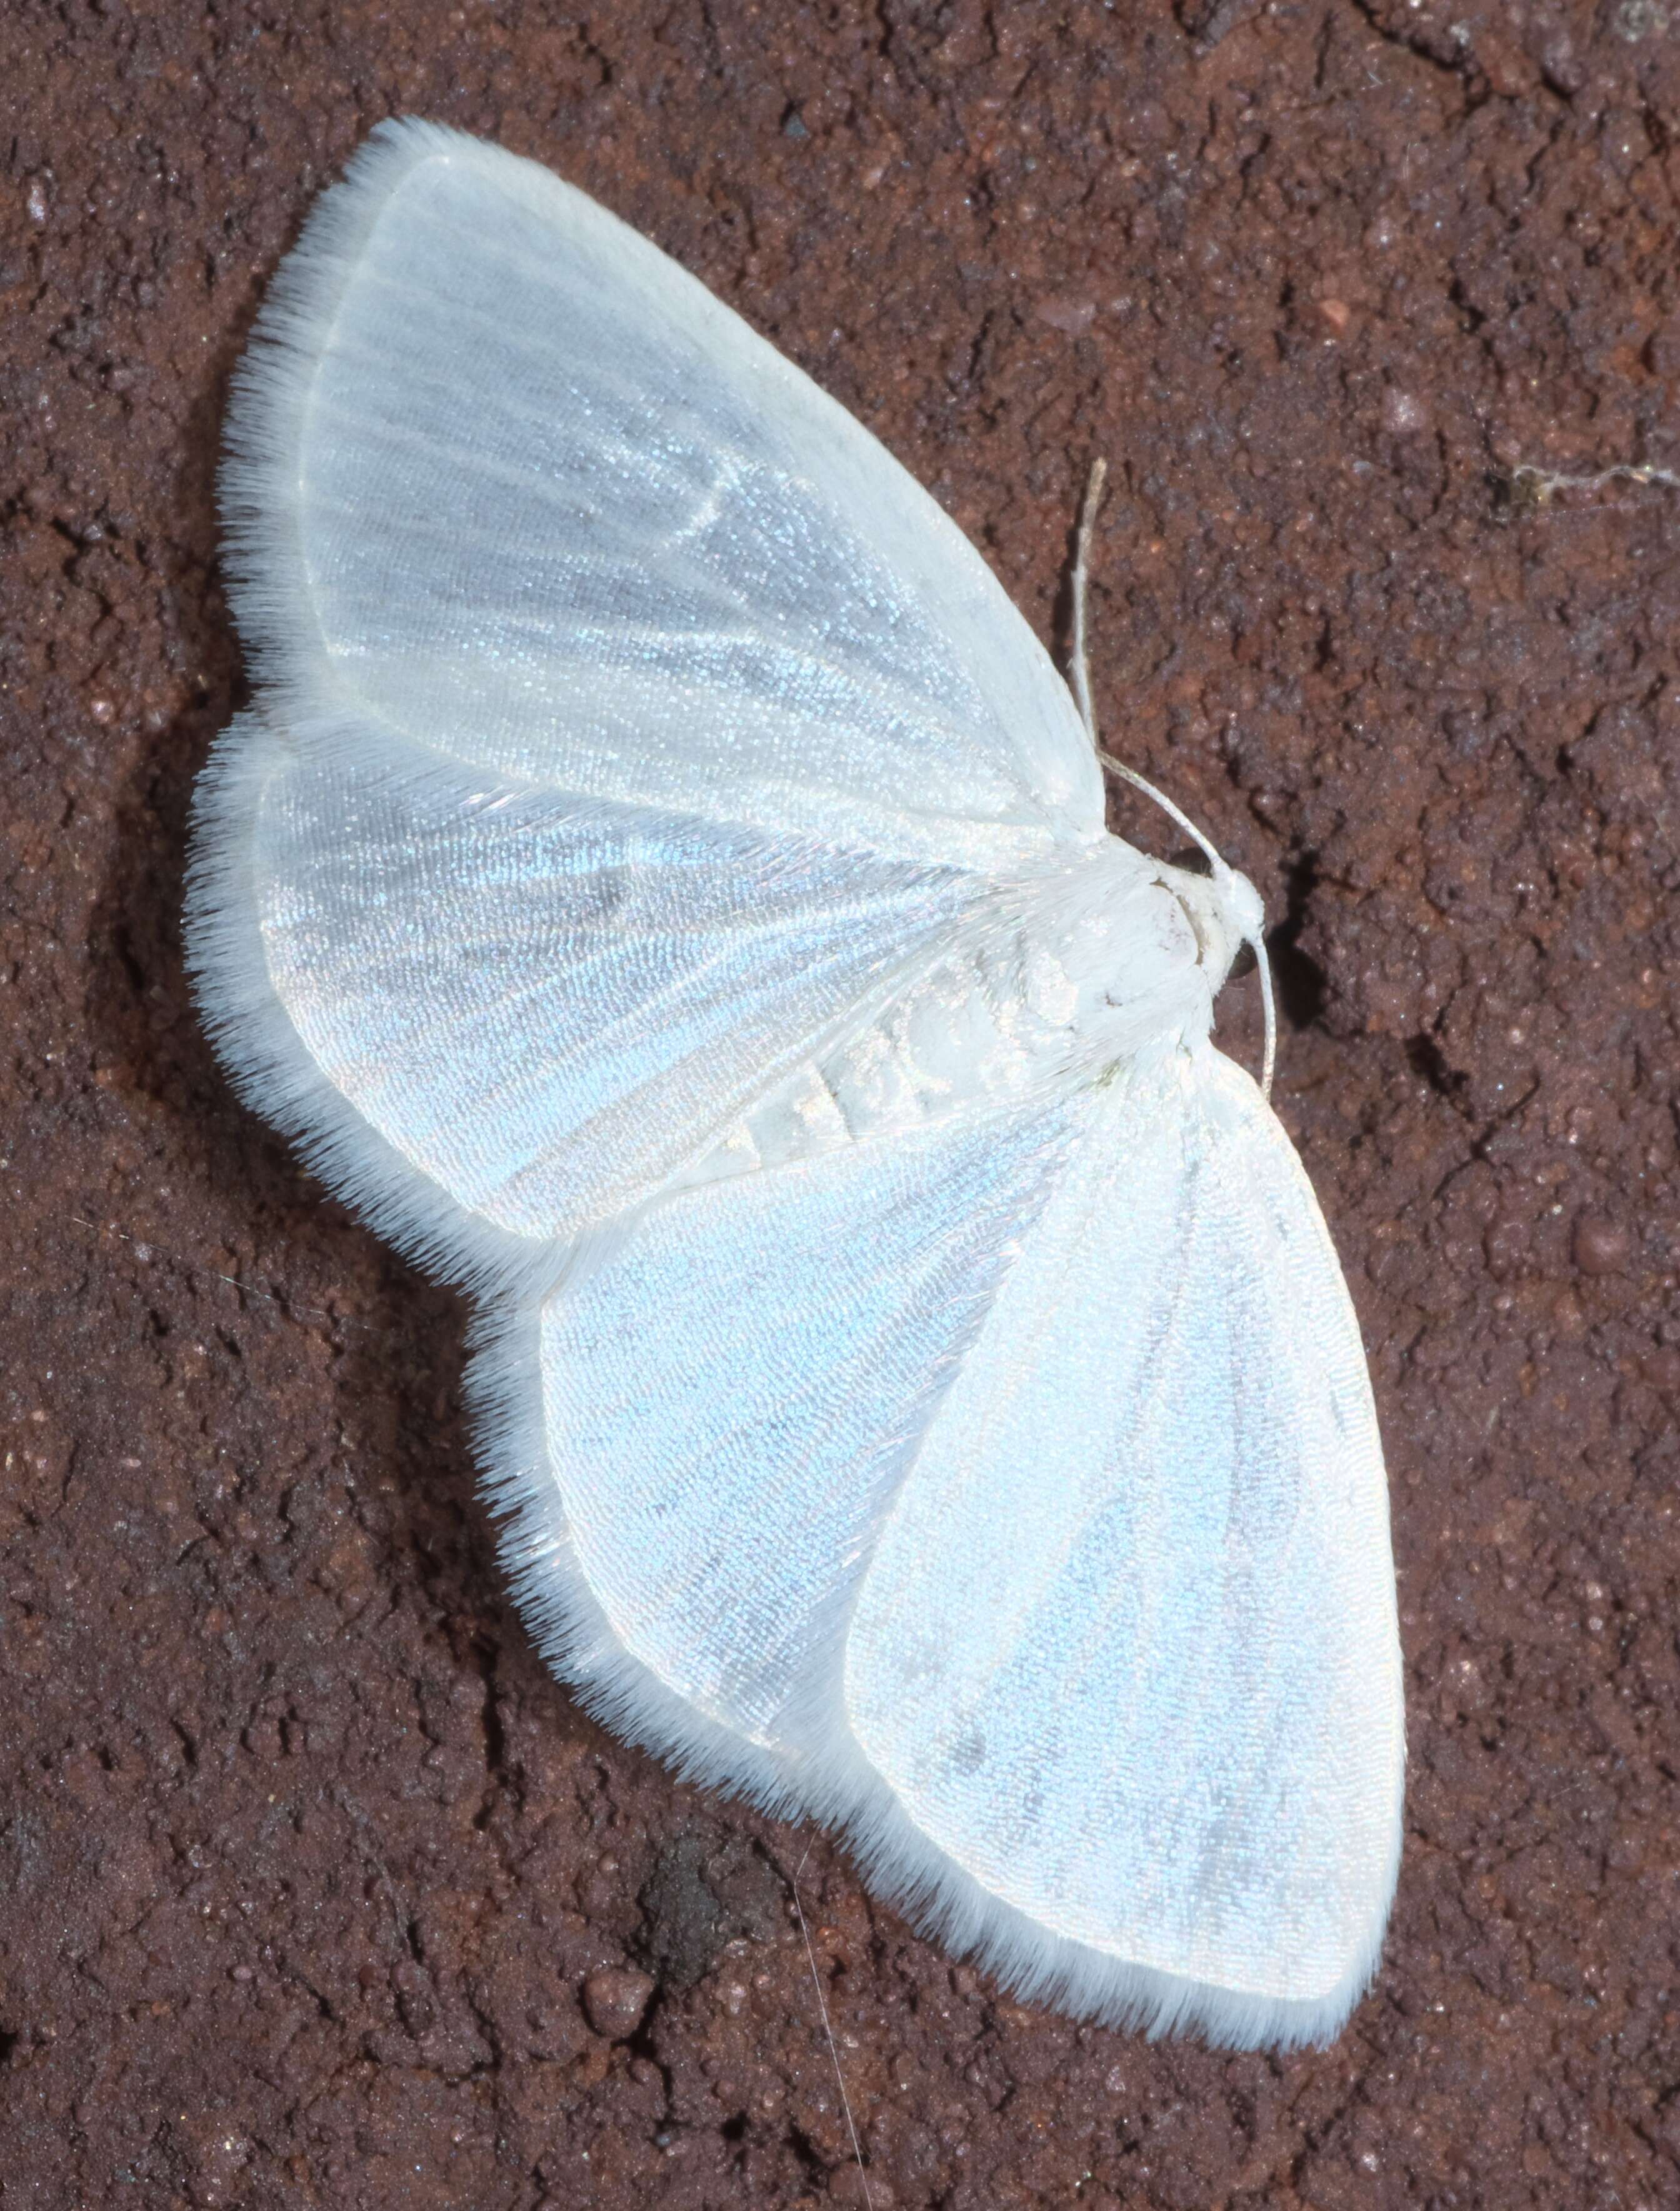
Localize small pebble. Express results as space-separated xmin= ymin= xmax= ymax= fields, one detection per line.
xmin=828 ymin=2163 xmax=891 ymax=2203
xmin=581 ymin=1965 xmax=655 ymax=2039
xmin=1382 ymin=387 xmax=1429 ymax=435
xmin=1573 ymin=1214 xmax=1631 ymax=1276
xmin=1033 ymin=291 xmax=1096 ymax=336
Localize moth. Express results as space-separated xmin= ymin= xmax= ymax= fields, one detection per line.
xmin=187 ymin=119 xmax=1403 ymax=2049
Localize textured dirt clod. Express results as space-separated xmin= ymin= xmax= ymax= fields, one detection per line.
xmin=3 ymin=3 xmax=1679 ymax=2207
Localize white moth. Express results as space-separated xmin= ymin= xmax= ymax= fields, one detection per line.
xmin=186 ymin=119 xmax=1403 ymax=2050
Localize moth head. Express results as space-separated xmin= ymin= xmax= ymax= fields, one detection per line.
xmin=1099 ymin=756 xmax=1277 ymax=1100
xmin=1166 ymin=861 xmax=1262 ymax=991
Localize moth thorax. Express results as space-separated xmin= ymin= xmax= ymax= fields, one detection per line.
xmin=1024 ymin=846 xmax=1210 ymax=1049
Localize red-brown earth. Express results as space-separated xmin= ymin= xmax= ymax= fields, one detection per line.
xmin=3 ymin=3 xmax=1679 ymax=2205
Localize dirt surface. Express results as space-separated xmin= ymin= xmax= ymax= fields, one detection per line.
xmin=4 ymin=2 xmax=1679 ymax=2205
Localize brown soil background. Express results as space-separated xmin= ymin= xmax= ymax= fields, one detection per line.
xmin=4 ymin=2 xmax=1679 ymax=2205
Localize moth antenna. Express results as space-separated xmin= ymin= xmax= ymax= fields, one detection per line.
xmin=1255 ymin=928 xmax=1277 ymax=1103
xmin=792 ymin=1842 xmax=874 ymax=2210
xmin=1074 ymin=473 xmax=1274 ymax=1097
xmin=1098 ymin=754 xmax=1225 ymax=873
xmin=1071 ymin=455 xmax=1108 ymax=746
